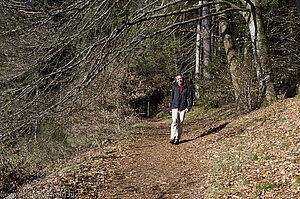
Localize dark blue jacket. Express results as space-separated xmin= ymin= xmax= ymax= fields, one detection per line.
xmin=169 ymin=83 xmax=193 ymax=111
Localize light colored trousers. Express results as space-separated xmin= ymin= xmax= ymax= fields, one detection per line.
xmin=171 ymin=109 xmax=186 ymax=140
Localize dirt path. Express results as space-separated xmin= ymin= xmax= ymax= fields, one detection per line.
xmin=16 ymin=99 xmax=300 ymax=198
xmin=20 ymin=114 xmax=221 ymax=199
xmin=102 ymin=119 xmax=209 ymax=198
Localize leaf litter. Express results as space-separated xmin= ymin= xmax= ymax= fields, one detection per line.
xmin=16 ymin=98 xmax=299 ymax=198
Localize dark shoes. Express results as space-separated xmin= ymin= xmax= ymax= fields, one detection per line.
xmin=169 ymin=138 xmax=179 ymax=145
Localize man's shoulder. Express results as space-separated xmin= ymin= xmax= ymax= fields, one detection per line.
xmin=183 ymin=83 xmax=191 ymax=89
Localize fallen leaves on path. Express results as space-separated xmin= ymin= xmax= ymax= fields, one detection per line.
xmin=17 ymin=98 xmax=299 ymax=198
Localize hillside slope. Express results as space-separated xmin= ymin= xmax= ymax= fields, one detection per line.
xmin=15 ymin=98 xmax=299 ymax=198
xmin=200 ymin=98 xmax=299 ymax=198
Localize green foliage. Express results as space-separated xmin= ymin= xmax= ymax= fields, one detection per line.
xmin=67 ymin=164 xmax=78 ymax=171
xmin=162 ymin=40 xmax=179 ymax=56
xmin=264 ymin=1 xmax=299 ymax=96
xmin=296 ymin=176 xmax=300 ymax=184
xmin=296 ymin=92 xmax=300 ymax=99
xmin=257 ymin=182 xmax=277 ymax=191
xmin=161 ymin=40 xmax=181 ymax=82
xmin=194 ymin=45 xmax=233 ymax=110
xmin=252 ymin=154 xmax=258 ymax=161
xmin=195 ymin=95 xmax=220 ymax=110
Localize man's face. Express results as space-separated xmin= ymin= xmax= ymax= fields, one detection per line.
xmin=176 ymin=75 xmax=183 ymax=86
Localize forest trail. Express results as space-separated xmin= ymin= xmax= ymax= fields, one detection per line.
xmin=20 ymin=110 xmax=225 ymax=199
xmin=99 ymin=119 xmax=210 ymax=199
xmin=19 ymin=98 xmax=299 ymax=198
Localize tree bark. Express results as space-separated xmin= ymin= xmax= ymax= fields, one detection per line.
xmin=202 ymin=0 xmax=211 ymax=79
xmin=241 ymin=0 xmax=276 ymax=105
xmin=195 ymin=1 xmax=202 ymax=99
xmin=217 ymin=5 xmax=243 ymax=109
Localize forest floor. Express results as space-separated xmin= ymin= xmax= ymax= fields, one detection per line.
xmin=15 ymin=98 xmax=300 ymax=198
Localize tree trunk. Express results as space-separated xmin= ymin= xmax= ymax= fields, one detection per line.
xmin=217 ymin=5 xmax=243 ymax=109
xmin=202 ymin=0 xmax=211 ymax=79
xmin=241 ymin=0 xmax=276 ymax=105
xmin=297 ymin=0 xmax=300 ymax=19
xmin=195 ymin=1 xmax=202 ymax=99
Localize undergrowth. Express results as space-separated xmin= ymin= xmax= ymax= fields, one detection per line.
xmin=0 ymin=105 xmax=139 ymax=196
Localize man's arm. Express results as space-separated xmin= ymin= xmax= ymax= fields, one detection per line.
xmin=187 ymin=86 xmax=193 ymax=111
xmin=169 ymin=86 xmax=174 ymax=112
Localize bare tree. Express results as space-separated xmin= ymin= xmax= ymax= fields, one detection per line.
xmin=0 ymin=0 xmax=261 ymax=140
xmin=240 ymin=0 xmax=276 ymax=105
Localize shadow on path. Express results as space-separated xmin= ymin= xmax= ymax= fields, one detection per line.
xmin=180 ymin=122 xmax=229 ymax=144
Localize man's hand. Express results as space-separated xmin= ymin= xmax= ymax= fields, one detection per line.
xmin=185 ymin=108 xmax=189 ymax=113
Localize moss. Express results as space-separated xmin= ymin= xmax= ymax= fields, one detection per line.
xmin=257 ymin=182 xmax=277 ymax=191
xmin=296 ymin=176 xmax=300 ymax=184
xmin=67 ymin=164 xmax=78 ymax=171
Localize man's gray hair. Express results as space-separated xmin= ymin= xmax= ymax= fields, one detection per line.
xmin=176 ymin=74 xmax=184 ymax=78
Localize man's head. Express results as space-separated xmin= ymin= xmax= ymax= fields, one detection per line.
xmin=176 ymin=74 xmax=184 ymax=86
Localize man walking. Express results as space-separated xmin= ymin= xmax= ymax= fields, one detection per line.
xmin=169 ymin=74 xmax=193 ymax=144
